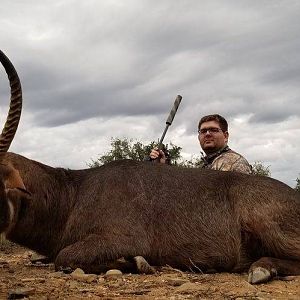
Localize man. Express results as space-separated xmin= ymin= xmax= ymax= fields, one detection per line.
xmin=149 ymin=114 xmax=252 ymax=174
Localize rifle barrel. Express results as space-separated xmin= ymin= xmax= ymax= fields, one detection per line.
xmin=158 ymin=95 xmax=182 ymax=150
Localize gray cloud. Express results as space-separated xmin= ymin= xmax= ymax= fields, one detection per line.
xmin=0 ymin=0 xmax=300 ymax=187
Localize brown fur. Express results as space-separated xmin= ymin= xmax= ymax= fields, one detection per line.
xmin=0 ymin=152 xmax=299 ymax=281
xmin=1 ymin=49 xmax=300 ymax=283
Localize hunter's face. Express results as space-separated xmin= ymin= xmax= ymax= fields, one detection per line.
xmin=198 ymin=120 xmax=228 ymax=154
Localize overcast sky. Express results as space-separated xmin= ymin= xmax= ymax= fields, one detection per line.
xmin=1 ymin=0 xmax=300 ymax=187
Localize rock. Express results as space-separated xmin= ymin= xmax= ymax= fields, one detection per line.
xmin=70 ymin=268 xmax=97 ymax=283
xmin=71 ymin=268 xmax=85 ymax=275
xmin=104 ymin=269 xmax=123 ymax=278
xmin=29 ymin=252 xmax=49 ymax=264
xmin=84 ymin=274 xmax=98 ymax=283
xmin=7 ymin=287 xmax=35 ymax=299
xmin=98 ymin=276 xmax=105 ymax=283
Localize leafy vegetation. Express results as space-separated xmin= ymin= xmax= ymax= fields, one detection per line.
xmin=88 ymin=138 xmax=183 ymax=167
xmin=89 ymin=137 xmax=300 ymax=190
xmin=251 ymin=161 xmax=271 ymax=177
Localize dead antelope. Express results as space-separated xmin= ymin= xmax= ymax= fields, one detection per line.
xmin=0 ymin=49 xmax=300 ymax=284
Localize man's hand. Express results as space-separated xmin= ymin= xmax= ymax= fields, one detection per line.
xmin=149 ymin=147 xmax=167 ymax=164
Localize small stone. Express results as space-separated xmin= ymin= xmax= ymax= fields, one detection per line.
xmin=83 ymin=274 xmax=98 ymax=283
xmin=98 ymin=277 xmax=105 ymax=283
xmin=105 ymin=269 xmax=123 ymax=278
xmin=71 ymin=268 xmax=85 ymax=275
xmin=30 ymin=252 xmax=49 ymax=263
xmin=71 ymin=268 xmax=97 ymax=283
xmin=8 ymin=287 xmax=35 ymax=299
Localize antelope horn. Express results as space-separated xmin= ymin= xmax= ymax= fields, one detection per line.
xmin=0 ymin=50 xmax=22 ymax=152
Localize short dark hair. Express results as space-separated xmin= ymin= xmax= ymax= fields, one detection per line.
xmin=198 ymin=114 xmax=228 ymax=132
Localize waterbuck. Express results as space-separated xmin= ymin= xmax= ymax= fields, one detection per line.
xmin=0 ymin=49 xmax=300 ymax=284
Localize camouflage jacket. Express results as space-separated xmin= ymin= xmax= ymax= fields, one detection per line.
xmin=201 ymin=146 xmax=252 ymax=174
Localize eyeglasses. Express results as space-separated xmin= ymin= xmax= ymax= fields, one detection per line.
xmin=198 ymin=127 xmax=223 ymax=135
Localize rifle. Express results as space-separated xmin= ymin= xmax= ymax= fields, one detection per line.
xmin=157 ymin=95 xmax=182 ymax=151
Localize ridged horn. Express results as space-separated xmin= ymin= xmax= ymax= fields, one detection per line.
xmin=0 ymin=50 xmax=22 ymax=152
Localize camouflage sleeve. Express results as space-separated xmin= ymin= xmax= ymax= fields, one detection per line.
xmin=211 ymin=152 xmax=252 ymax=174
xmin=230 ymin=156 xmax=252 ymax=174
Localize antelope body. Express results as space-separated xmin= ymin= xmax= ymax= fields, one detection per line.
xmin=0 ymin=50 xmax=300 ymax=284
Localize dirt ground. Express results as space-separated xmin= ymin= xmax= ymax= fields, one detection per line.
xmin=0 ymin=242 xmax=299 ymax=300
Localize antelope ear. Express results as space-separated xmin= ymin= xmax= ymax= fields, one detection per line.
xmin=5 ymin=167 xmax=25 ymax=190
xmin=0 ymin=163 xmax=25 ymax=190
